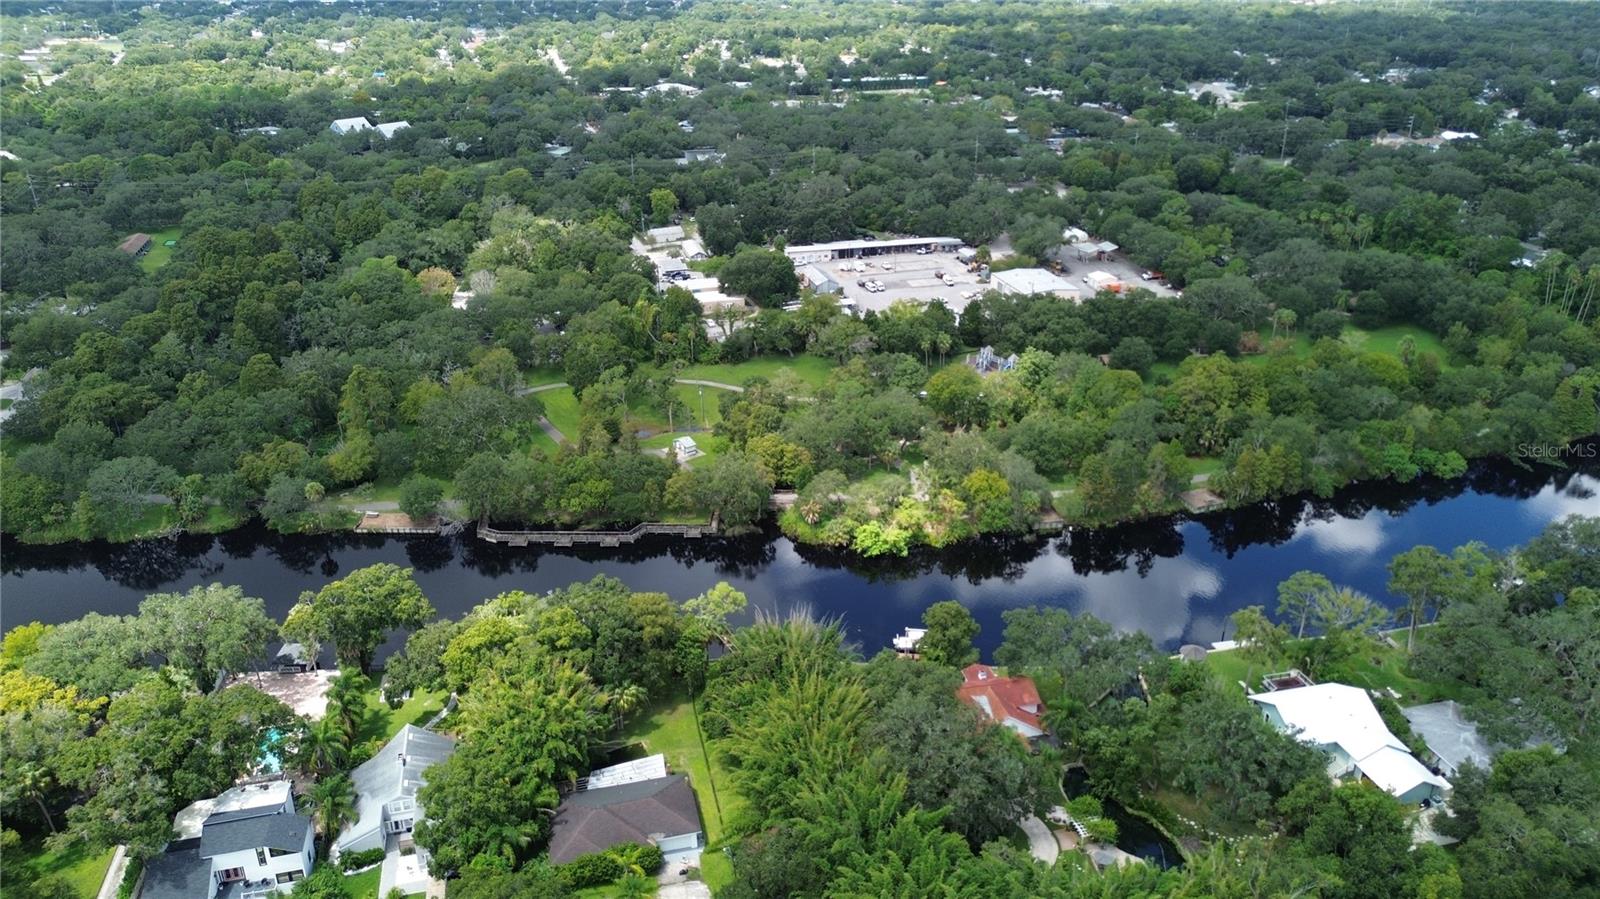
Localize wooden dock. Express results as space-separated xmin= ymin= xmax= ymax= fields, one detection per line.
xmin=478 ymin=522 xmax=713 ymax=547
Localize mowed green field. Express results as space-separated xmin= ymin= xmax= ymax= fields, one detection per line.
xmin=676 ymin=354 xmax=835 ymax=392
xmin=139 ymin=226 xmax=183 ymax=272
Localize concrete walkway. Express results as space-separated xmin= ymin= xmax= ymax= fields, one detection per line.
xmin=95 ymin=846 xmax=129 ymax=899
xmin=1019 ymin=814 xmax=1060 ymax=865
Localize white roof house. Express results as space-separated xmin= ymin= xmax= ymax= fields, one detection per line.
xmin=672 ymin=436 xmax=701 ymax=459
xmin=330 ymin=117 xmax=373 ymax=135
xmin=990 ymin=267 xmax=1080 ymax=301
xmin=646 ymin=225 xmax=686 ymax=244
xmin=374 ymin=121 xmax=411 ymax=138
xmin=679 ymin=238 xmax=709 ymax=260
xmin=1250 ymin=684 xmax=1449 ymax=805
xmin=334 ymin=725 xmax=456 ymax=857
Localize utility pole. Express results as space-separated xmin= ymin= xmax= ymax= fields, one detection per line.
xmin=972 ymin=137 xmax=979 ymax=176
xmin=1406 ymin=114 xmax=1416 ymax=139
xmin=23 ymin=173 xmax=38 ymax=210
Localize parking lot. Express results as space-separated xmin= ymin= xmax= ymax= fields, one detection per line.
xmin=1053 ymin=249 xmax=1184 ymax=298
xmin=815 ymin=250 xmax=988 ymax=314
xmin=811 ymin=246 xmax=1181 ymax=315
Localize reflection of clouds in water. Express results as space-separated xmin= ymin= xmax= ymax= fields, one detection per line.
xmin=1290 ymin=511 xmax=1387 ymax=558
xmin=1520 ymin=474 xmax=1600 ymax=524
xmin=946 ymin=553 xmax=1223 ymax=647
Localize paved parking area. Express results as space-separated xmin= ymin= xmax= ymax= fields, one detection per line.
xmin=1054 ymin=250 xmax=1183 ymax=298
xmin=815 ymin=250 xmax=987 ymax=314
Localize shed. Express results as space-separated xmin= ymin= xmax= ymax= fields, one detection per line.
xmin=118 ymin=233 xmax=152 ymax=257
xmin=800 ymin=264 xmax=840 ymax=294
xmin=672 ymin=436 xmax=701 ymax=459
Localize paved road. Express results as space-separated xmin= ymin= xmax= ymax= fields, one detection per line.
xmin=1019 ymin=814 xmax=1060 ymax=865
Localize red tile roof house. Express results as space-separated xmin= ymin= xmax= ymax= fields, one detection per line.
xmin=956 ymin=664 xmax=1048 ymax=742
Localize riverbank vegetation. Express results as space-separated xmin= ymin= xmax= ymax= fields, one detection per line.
xmin=3 ymin=518 xmax=1596 ymax=896
xmin=4 ymin=1 xmax=1600 ymax=553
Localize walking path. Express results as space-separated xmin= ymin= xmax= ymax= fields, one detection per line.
xmin=95 ymin=846 xmax=129 ymax=899
xmin=1019 ymin=814 xmax=1060 ymax=865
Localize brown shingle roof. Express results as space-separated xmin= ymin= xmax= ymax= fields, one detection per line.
xmin=547 ymin=774 xmax=701 ymax=864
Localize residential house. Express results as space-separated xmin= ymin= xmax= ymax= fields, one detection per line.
xmin=334 ymin=725 xmax=455 ymax=857
xmin=329 ymin=117 xmax=373 ymax=135
xmin=119 ymin=233 xmax=152 ymax=257
xmin=271 ymin=642 xmax=313 ymax=674
xmin=956 ymin=664 xmax=1047 ymax=741
xmin=548 ymin=774 xmax=704 ymax=866
xmin=1250 ymin=683 xmax=1449 ymax=805
xmin=142 ymin=781 xmax=313 ymax=899
xmin=373 ymin=121 xmax=411 ymax=139
xmin=679 ymin=238 xmax=709 ymax=261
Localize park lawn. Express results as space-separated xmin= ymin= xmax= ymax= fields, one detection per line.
xmin=12 ymin=837 xmax=115 ymax=898
xmin=676 ymin=355 xmax=835 ymax=392
xmin=620 ymin=692 xmax=742 ymax=845
xmin=1189 ymin=456 xmax=1225 ymax=478
xmin=354 ymin=687 xmax=449 ymax=747
xmin=640 ymin=431 xmax=728 ymax=467
xmin=539 ymin=387 xmax=582 ymax=444
xmin=139 ymin=226 xmax=183 ymax=272
xmin=343 ymin=865 xmax=382 ymax=899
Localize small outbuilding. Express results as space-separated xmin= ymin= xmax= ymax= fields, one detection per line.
xmin=330 ymin=116 xmax=374 ymax=135
xmin=118 ymin=233 xmax=152 ymax=257
xmin=672 ymin=436 xmax=701 ymax=459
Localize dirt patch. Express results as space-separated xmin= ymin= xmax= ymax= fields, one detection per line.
xmin=354 ymin=511 xmax=435 ymax=532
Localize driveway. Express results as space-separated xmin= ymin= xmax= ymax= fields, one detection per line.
xmin=1019 ymin=814 xmax=1059 ymax=865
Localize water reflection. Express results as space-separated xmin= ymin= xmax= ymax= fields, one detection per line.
xmin=4 ymin=459 xmax=1597 ymax=658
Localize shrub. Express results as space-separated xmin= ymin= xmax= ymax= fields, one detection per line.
xmin=117 ymin=857 xmax=145 ymax=899
xmin=610 ymin=842 xmax=665 ymax=875
xmin=340 ymin=847 xmax=387 ymax=871
xmin=557 ymin=851 xmax=625 ymax=888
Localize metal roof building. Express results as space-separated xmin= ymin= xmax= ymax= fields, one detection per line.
xmin=990 ymin=267 xmax=1080 ymax=300
xmin=334 ymin=725 xmax=457 ymax=856
xmin=784 ymin=236 xmax=963 ymax=264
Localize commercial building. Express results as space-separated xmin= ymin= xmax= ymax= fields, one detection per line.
xmin=990 ymin=267 xmax=1080 ymax=300
xmin=783 ymin=236 xmax=963 ymax=265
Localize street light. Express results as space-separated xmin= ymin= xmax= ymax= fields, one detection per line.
xmin=698 ymin=386 xmax=705 ymax=430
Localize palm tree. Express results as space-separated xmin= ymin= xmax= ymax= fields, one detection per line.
xmin=297 ymin=718 xmax=350 ymax=776
xmin=608 ymin=682 xmax=648 ymax=731
xmin=616 ymin=874 xmax=653 ymax=898
xmin=306 ymin=773 xmax=357 ymax=850
xmin=14 ymin=763 xmax=57 ymax=834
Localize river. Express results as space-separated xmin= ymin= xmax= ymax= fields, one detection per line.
xmin=3 ymin=460 xmax=1596 ymax=660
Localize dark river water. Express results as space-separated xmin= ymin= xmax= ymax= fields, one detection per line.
xmin=4 ymin=460 xmax=1597 ymax=661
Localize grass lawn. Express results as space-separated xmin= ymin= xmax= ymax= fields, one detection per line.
xmin=1150 ymin=323 xmax=1450 ymax=381
xmin=523 ymin=366 xmax=567 ymax=388
xmin=12 ymin=837 xmax=115 ymax=898
xmin=353 ymin=687 xmax=449 ymax=747
xmin=538 ymin=387 xmax=583 ymax=444
xmin=1203 ymin=635 xmax=1460 ymax=704
xmin=343 ymin=865 xmax=382 ymax=899
xmin=676 ymin=355 xmax=835 ymax=392
xmin=1188 ymin=456 xmax=1225 ymax=478
xmin=620 ymin=691 xmax=742 ymax=846
xmin=139 ymin=226 xmax=183 ymax=272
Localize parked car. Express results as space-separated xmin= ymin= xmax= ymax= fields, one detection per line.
xmin=915 ymin=247 xmax=931 ymax=255
xmin=941 ymin=274 xmax=955 ymax=286
xmin=857 ymin=278 xmax=868 ymax=288
xmin=881 ymin=262 xmax=894 ymax=271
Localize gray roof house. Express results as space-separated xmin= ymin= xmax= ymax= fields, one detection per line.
xmin=548 ymin=774 xmax=703 ymax=866
xmin=333 ymin=725 xmax=456 ymax=857
xmin=140 ymin=783 xmax=313 ymax=899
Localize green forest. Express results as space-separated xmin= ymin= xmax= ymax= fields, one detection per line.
xmin=2 ymin=1 xmax=1599 ymax=552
